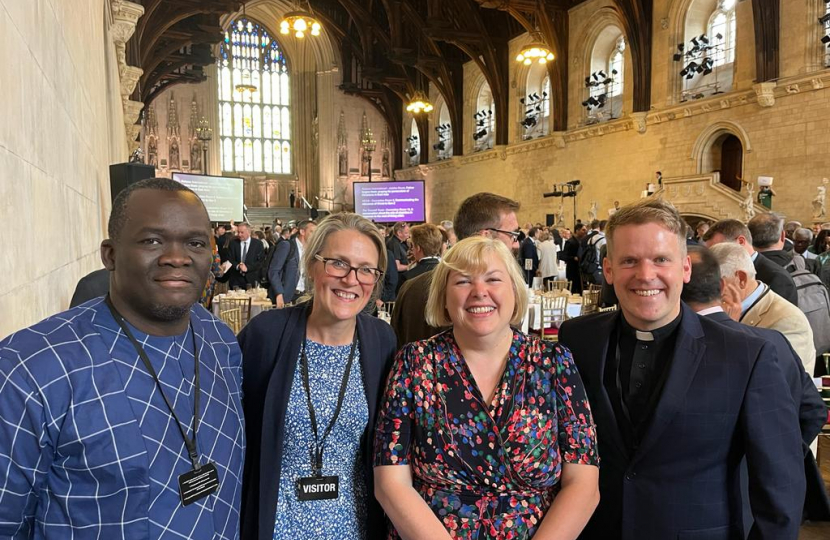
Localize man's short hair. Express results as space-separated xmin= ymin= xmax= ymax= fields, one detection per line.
xmin=528 ymin=227 xmax=539 ymax=238
xmin=108 ymin=178 xmax=202 ymax=241
xmin=702 ymin=219 xmax=753 ymax=245
xmin=409 ymin=223 xmax=444 ymax=257
xmin=589 ymin=219 xmax=600 ymax=230
xmin=794 ymin=227 xmax=813 ymax=242
xmin=681 ymin=246 xmax=722 ymax=305
xmin=599 ymin=220 xmax=607 ymax=231
xmin=453 ymin=193 xmax=520 ymax=241
xmin=605 ymin=198 xmax=687 ymax=257
xmin=392 ymin=221 xmax=408 ymax=235
xmin=297 ymin=219 xmax=314 ymax=232
xmin=747 ymin=213 xmax=783 ymax=249
xmin=440 ymin=220 xmax=453 ymax=231
xmin=710 ymin=242 xmax=756 ymax=279
xmin=236 ymin=222 xmax=250 ymax=230
xmin=785 ymin=221 xmax=801 ymax=235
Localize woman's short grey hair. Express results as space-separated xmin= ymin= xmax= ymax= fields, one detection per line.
xmin=709 ymin=242 xmax=756 ymax=280
xmin=425 ymin=236 xmax=528 ymax=328
xmin=301 ymin=213 xmax=387 ymax=302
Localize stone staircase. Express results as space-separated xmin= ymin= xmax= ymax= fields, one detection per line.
xmin=245 ymin=207 xmax=330 ymax=229
xmin=655 ymin=172 xmax=767 ymax=222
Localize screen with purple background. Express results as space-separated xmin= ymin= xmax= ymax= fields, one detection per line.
xmin=353 ymin=181 xmax=425 ymax=223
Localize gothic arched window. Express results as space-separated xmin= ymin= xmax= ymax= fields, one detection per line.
xmin=218 ymin=18 xmax=291 ymax=174
xmin=708 ymin=0 xmax=736 ymax=66
xmin=473 ymin=83 xmax=495 ymax=151
xmin=608 ymin=36 xmax=625 ymax=97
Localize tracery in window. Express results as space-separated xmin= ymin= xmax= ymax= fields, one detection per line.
xmin=473 ymin=83 xmax=495 ymax=152
xmin=218 ymin=17 xmax=291 ymax=174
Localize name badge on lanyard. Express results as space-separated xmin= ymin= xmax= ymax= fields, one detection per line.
xmin=296 ymin=475 xmax=339 ymax=501
xmin=105 ymin=296 xmax=219 ymax=507
xmin=294 ymin=329 xmax=357 ymax=502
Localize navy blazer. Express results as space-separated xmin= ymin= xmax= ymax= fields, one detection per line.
xmin=559 ymin=304 xmax=805 ymax=540
xmin=228 ymin=238 xmax=266 ymax=289
xmin=267 ymin=237 xmax=300 ymax=303
xmin=237 ymin=303 xmax=397 ymax=540
xmin=705 ymin=310 xmax=830 ymax=522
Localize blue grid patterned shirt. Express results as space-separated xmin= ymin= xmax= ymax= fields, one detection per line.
xmin=0 ymin=298 xmax=245 ymax=539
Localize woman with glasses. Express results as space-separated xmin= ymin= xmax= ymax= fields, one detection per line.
xmin=374 ymin=236 xmax=599 ymax=539
xmin=238 ymin=213 xmax=397 ymax=540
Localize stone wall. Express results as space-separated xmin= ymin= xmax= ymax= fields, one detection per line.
xmin=0 ymin=0 xmax=128 ymax=337
xmin=405 ymin=0 xmax=830 ymax=227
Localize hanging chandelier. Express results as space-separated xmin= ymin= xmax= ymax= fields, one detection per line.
xmin=280 ymin=9 xmax=322 ymax=39
xmin=516 ymin=38 xmax=555 ymax=66
xmin=234 ymin=2 xmax=258 ymax=94
xmin=406 ymin=92 xmax=433 ymax=114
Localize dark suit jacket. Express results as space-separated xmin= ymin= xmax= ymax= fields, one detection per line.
xmin=558 ymin=304 xmax=805 ymax=540
xmin=379 ymin=248 xmax=399 ymax=302
xmin=69 ymin=269 xmax=110 ymax=307
xmin=759 ymin=249 xmax=820 ymax=275
xmin=266 ymin=237 xmax=300 ymax=303
xmin=237 ymin=303 xmax=397 ymax=540
xmin=753 ymin=251 xmax=798 ymax=306
xmin=391 ymin=271 xmax=448 ymax=348
xmin=228 ymin=238 xmax=265 ymax=290
xmin=397 ymin=257 xmax=439 ymax=293
xmin=519 ymin=238 xmax=539 ymax=285
xmin=705 ymin=310 xmax=830 ymax=522
xmin=562 ymin=237 xmax=583 ymax=293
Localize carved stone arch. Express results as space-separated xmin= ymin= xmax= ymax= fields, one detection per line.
xmin=513 ymin=52 xmax=550 ymax=141
xmin=666 ymin=0 xmax=696 ymax=106
xmin=575 ymin=7 xmax=628 ymax=122
xmin=220 ymin=0 xmax=338 ymax=72
xmin=467 ymin=68 xmax=494 ymax=152
xmin=691 ymin=121 xmax=752 ymax=190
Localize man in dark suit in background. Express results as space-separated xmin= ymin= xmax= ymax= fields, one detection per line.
xmin=562 ymin=223 xmax=586 ymax=293
xmin=703 ymin=218 xmax=799 ymax=306
xmin=681 ymin=245 xmax=830 ymax=524
xmin=559 ymin=198 xmax=805 ymax=540
xmin=397 ymin=223 xmax=442 ymax=293
xmin=267 ymin=220 xmax=316 ymax=307
xmin=519 ymin=227 xmax=540 ymax=286
xmin=227 ymin=222 xmax=264 ymax=290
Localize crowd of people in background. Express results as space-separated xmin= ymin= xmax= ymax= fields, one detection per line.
xmin=1 ymin=177 xmax=828 ymax=540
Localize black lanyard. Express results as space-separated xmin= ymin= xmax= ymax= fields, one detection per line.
xmin=299 ymin=329 xmax=357 ymax=477
xmin=105 ymin=296 xmax=203 ymax=470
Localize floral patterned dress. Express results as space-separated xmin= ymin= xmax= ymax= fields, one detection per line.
xmin=373 ymin=330 xmax=598 ymax=540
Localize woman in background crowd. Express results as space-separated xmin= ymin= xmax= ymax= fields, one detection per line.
xmin=374 ymin=236 xmax=599 ymax=539
xmin=239 ymin=213 xmax=397 ymax=540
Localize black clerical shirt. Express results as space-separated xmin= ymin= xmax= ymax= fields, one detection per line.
xmin=605 ymin=311 xmax=682 ymax=450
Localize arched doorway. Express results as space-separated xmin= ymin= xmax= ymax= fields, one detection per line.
xmin=719 ymin=134 xmax=743 ymax=191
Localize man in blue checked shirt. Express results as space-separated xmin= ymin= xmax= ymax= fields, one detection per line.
xmin=0 ymin=178 xmax=245 ymax=539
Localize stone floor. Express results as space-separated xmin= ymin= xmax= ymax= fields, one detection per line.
xmin=799 ymin=435 xmax=830 ymax=539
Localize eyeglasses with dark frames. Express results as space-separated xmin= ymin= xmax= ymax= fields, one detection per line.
xmin=314 ymin=255 xmax=383 ymax=284
xmin=486 ymin=228 xmax=521 ymax=240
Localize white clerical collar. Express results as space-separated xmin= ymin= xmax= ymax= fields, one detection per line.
xmin=635 ymin=330 xmax=654 ymax=342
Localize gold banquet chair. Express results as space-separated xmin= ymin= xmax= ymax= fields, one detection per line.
xmin=219 ymin=308 xmax=242 ymax=334
xmin=531 ymin=294 xmax=568 ymax=342
xmin=580 ymin=289 xmax=601 ymax=316
xmin=217 ymin=296 xmax=252 ymax=327
xmin=547 ymin=280 xmax=571 ymax=293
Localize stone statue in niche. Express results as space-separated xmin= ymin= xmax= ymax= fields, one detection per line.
xmin=169 ymin=139 xmax=180 ymax=170
xmin=312 ymin=115 xmax=319 ymax=151
xmin=813 ymin=178 xmax=829 ymax=220
xmin=360 ymin=150 xmax=369 ymax=176
xmin=556 ymin=201 xmax=565 ymax=227
xmin=588 ymin=201 xmax=598 ymax=222
xmin=190 ymin=141 xmax=202 ymax=172
xmin=382 ymin=150 xmax=390 ymax=178
xmin=740 ymin=181 xmax=756 ymax=222
xmin=338 ymin=149 xmax=348 ymax=177
xmin=148 ymin=138 xmax=158 ymax=167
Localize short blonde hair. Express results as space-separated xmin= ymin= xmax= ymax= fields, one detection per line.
xmin=301 ymin=213 xmax=387 ymax=302
xmin=425 ymin=236 xmax=528 ymax=328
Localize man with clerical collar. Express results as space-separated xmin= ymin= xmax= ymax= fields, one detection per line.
xmin=559 ymin=198 xmax=804 ymax=540
xmin=0 ymin=178 xmax=245 ymax=539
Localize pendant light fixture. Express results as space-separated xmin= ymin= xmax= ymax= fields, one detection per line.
xmin=234 ymin=1 xmax=258 ymax=94
xmin=280 ymin=0 xmax=322 ymax=39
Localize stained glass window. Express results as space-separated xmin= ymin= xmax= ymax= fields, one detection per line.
xmin=609 ymin=37 xmax=625 ymax=97
xmin=218 ymin=17 xmax=291 ymax=174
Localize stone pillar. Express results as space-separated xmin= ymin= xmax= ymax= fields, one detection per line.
xmin=110 ymin=0 xmax=144 ymax=154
